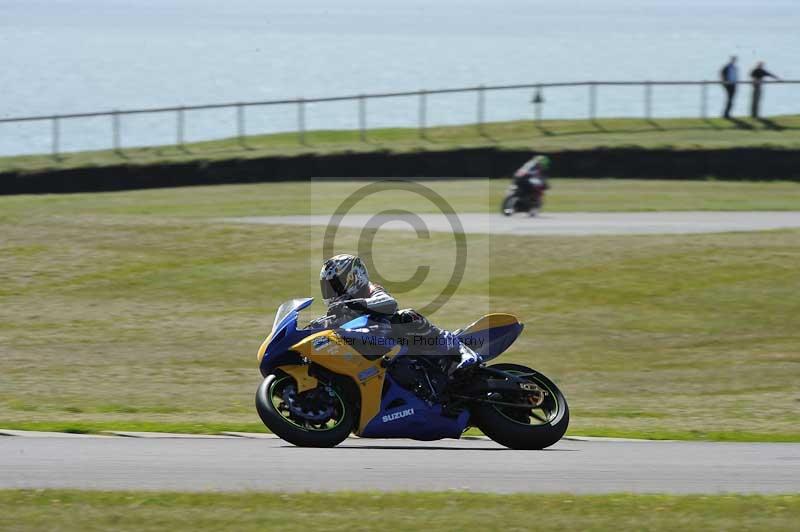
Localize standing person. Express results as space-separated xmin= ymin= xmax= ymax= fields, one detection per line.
xmin=750 ymin=62 xmax=780 ymax=119
xmin=720 ymin=56 xmax=739 ymax=119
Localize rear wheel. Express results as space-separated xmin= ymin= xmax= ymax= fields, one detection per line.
xmin=471 ymin=363 xmax=569 ymax=450
xmin=255 ymin=372 xmax=355 ymax=447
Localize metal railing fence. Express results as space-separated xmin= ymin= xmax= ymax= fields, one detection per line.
xmin=1 ymin=79 xmax=798 ymax=157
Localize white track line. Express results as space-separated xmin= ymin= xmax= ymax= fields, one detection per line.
xmin=0 ymin=429 xmax=113 ymax=438
xmin=221 ymin=431 xmax=280 ymax=439
xmin=565 ymin=436 xmax=675 ymax=443
xmin=0 ymin=428 xmax=680 ymax=442
xmin=102 ymin=431 xmax=237 ymax=439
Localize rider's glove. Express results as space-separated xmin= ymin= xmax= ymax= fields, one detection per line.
xmin=328 ymin=299 xmax=367 ymax=316
xmin=344 ymin=298 xmax=368 ymax=312
xmin=327 ymin=301 xmax=349 ymax=316
xmin=328 ymin=299 xmax=367 ymax=317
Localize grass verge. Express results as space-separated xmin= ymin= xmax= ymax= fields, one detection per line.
xmin=1 ymin=180 xmax=799 ymax=441
xmin=3 ymin=115 xmax=800 ymax=174
xmin=2 ymin=179 xmax=800 ymax=218
xmin=1 ymin=491 xmax=799 ymax=531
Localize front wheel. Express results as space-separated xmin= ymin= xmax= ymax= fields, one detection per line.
xmin=501 ymin=194 xmax=517 ymax=216
xmin=255 ymin=373 xmax=355 ymax=447
xmin=471 ymin=363 xmax=569 ymax=450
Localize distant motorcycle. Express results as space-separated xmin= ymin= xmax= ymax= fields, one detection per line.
xmin=255 ymin=298 xmax=569 ymax=449
xmin=502 ymin=156 xmax=550 ymax=217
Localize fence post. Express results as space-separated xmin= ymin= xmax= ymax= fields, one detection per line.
xmin=51 ymin=116 xmax=60 ymax=158
xmin=358 ymin=95 xmax=367 ymax=142
xmin=477 ymin=85 xmax=485 ymax=135
xmin=297 ymin=98 xmax=306 ymax=145
xmin=176 ymin=107 xmax=185 ymax=147
xmin=236 ymin=103 xmax=245 ymax=144
xmin=589 ymin=83 xmax=597 ymax=120
xmin=701 ymin=82 xmax=708 ymax=119
xmin=533 ymin=86 xmax=544 ymax=123
xmin=645 ymin=81 xmax=653 ymax=120
xmin=112 ymin=110 xmax=121 ymax=151
xmin=418 ymin=90 xmax=427 ymax=139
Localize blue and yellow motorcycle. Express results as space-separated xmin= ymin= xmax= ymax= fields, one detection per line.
xmin=256 ymin=298 xmax=569 ymax=449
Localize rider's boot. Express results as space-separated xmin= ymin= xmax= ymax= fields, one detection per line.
xmin=449 ymin=342 xmax=482 ymax=376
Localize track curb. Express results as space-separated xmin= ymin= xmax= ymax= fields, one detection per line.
xmin=0 ymin=428 xmax=672 ymax=442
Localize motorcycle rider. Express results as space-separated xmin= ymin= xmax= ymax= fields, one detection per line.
xmin=309 ymin=254 xmax=481 ymax=374
xmin=506 ymin=155 xmax=551 ymax=216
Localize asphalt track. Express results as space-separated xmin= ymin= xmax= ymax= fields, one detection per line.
xmin=2 ymin=435 xmax=798 ymax=494
xmin=226 ymin=211 xmax=800 ymax=236
xmin=5 ymin=212 xmax=799 ymax=495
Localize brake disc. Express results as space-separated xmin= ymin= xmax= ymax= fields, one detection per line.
xmin=281 ymin=385 xmax=335 ymax=422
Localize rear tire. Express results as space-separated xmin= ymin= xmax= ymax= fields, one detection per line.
xmin=255 ymin=373 xmax=355 ymax=447
xmin=471 ymin=363 xmax=569 ymax=450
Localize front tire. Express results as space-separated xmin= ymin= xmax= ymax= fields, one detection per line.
xmin=501 ymin=194 xmax=517 ymax=216
xmin=255 ymin=373 xmax=355 ymax=447
xmin=471 ymin=363 xmax=569 ymax=450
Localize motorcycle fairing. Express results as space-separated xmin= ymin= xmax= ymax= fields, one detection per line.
xmin=259 ymin=301 xmax=521 ymax=439
xmin=457 ymin=313 xmax=524 ymax=362
xmin=276 ymin=364 xmax=319 ymax=394
xmin=288 ymin=325 xmax=470 ymax=439
xmin=289 ymin=328 xmax=396 ymax=434
xmin=339 ymin=315 xmax=369 ymax=329
xmin=258 ymin=298 xmax=318 ymax=376
xmin=360 ymin=374 xmax=469 ymax=440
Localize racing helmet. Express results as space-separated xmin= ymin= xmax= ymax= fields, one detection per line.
xmin=533 ymin=155 xmax=551 ymax=171
xmin=320 ymin=254 xmax=370 ymax=305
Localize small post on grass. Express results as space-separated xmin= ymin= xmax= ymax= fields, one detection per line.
xmin=297 ymin=98 xmax=306 ymax=145
xmin=418 ymin=90 xmax=427 ymax=139
xmin=176 ymin=107 xmax=185 ymax=147
xmin=358 ymin=95 xmax=367 ymax=143
xmin=645 ymin=81 xmax=653 ymax=120
xmin=477 ymin=85 xmax=486 ymax=135
xmin=111 ymin=110 xmax=121 ymax=152
xmin=51 ymin=116 xmax=60 ymax=158
xmin=532 ymin=86 xmax=544 ymax=124
xmin=236 ymin=103 xmax=246 ymax=146
xmin=701 ymin=82 xmax=708 ymax=119
xmin=589 ymin=83 xmax=597 ymax=121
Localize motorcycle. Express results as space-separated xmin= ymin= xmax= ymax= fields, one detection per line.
xmin=255 ymin=298 xmax=569 ymax=449
xmin=501 ymin=157 xmax=549 ymax=217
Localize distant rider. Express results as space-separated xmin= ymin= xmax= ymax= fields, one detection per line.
xmin=308 ymin=254 xmax=481 ymax=374
xmin=506 ymin=155 xmax=550 ymax=216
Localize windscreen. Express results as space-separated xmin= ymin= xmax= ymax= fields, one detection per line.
xmin=270 ymin=298 xmax=313 ymax=336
